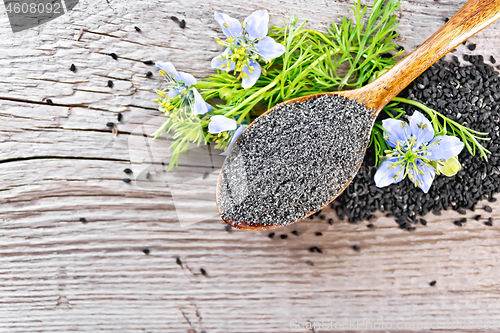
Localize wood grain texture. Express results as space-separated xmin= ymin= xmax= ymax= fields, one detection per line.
xmin=1 ymin=0 xmax=500 ymax=332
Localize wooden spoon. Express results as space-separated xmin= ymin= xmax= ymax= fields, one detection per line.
xmin=217 ymin=0 xmax=500 ymax=230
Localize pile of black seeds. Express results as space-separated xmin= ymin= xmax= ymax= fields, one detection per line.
xmin=335 ymin=55 xmax=500 ymax=228
xmin=218 ymin=94 xmax=374 ymax=226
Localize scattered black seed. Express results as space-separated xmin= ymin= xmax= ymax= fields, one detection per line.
xmin=484 ymin=205 xmax=493 ymax=213
xmin=429 ymin=280 xmax=436 ymax=286
xmin=110 ymin=53 xmax=118 ymax=60
xmin=443 ymin=17 xmax=449 ymax=23
xmin=474 ymin=215 xmax=482 ymax=220
xmin=367 ymin=223 xmax=374 ymax=228
xmin=419 ymin=218 xmax=427 ymax=226
xmin=467 ymin=43 xmax=476 ymax=51
xmin=200 ymin=268 xmax=207 ymax=275
xmin=142 ymin=248 xmax=150 ymax=255
xmin=352 ymin=245 xmax=360 ymax=251
xmin=462 ymin=40 xmax=467 ymax=45
xmin=79 ymin=217 xmax=87 ymax=223
xmin=490 ymin=56 xmax=496 ymax=64
xmin=123 ymin=178 xmax=131 ymax=183
xmin=315 ymin=232 xmax=322 ymax=236
xmin=134 ymin=26 xmax=141 ymax=32
xmin=407 ymin=226 xmax=416 ymax=231
xmin=292 ymin=230 xmax=299 ymax=236
xmin=117 ymin=113 xmax=122 ymax=122
xmin=218 ymin=94 xmax=374 ymax=226
xmin=485 ymin=217 xmax=493 ymax=226
xmin=453 ymin=221 xmax=463 ymax=227
xmin=432 ymin=210 xmax=441 ymax=216
xmin=176 ymin=257 xmax=182 ymax=265
xmin=310 ymin=246 xmax=322 ymax=253
xmin=328 ymin=218 xmax=334 ymax=225
xmin=280 ymin=234 xmax=288 ymax=239
xmin=123 ymin=168 xmax=132 ymax=174
xmin=171 ymin=16 xmax=179 ymax=22
xmin=319 ymin=215 xmax=326 ymax=220
xmin=306 ymin=260 xmax=314 ymax=266
xmin=224 ymin=224 xmax=232 ymax=232
xmin=308 ymin=215 xmax=314 ymax=220
xmin=268 ymin=232 xmax=275 ymax=239
xmin=46 ymin=99 xmax=53 ymax=105
xmin=146 ymin=71 xmax=153 ymax=77
xmin=459 ymin=218 xmax=467 ymax=223
xmin=143 ymin=60 xmax=154 ymax=65
xmin=106 ymin=122 xmax=114 ymax=127
xmin=70 ymin=64 xmax=76 ymax=72
xmin=107 ymin=80 xmax=114 ymax=88
xmin=145 ymin=172 xmax=150 ymax=179
xmin=179 ymin=19 xmax=186 ymax=29
xmin=488 ymin=197 xmax=497 ymax=202
xmin=457 ymin=208 xmax=466 ymax=215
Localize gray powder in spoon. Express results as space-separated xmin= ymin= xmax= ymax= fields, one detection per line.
xmin=217 ymin=94 xmax=375 ymax=227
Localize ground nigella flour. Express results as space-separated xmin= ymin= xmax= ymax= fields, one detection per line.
xmin=218 ymin=94 xmax=375 ymax=226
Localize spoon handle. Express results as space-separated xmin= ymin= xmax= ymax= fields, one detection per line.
xmin=360 ymin=0 xmax=500 ymax=112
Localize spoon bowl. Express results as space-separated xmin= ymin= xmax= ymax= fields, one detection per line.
xmin=217 ymin=0 xmax=500 ymax=230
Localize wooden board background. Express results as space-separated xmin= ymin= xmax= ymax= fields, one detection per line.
xmin=1 ymin=0 xmax=500 ymax=332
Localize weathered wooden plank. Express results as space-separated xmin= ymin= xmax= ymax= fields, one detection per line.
xmin=1 ymin=0 xmax=500 ymax=332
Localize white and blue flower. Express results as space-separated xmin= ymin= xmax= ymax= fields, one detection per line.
xmin=208 ymin=115 xmax=246 ymax=156
xmin=374 ymin=111 xmax=464 ymax=193
xmin=211 ymin=10 xmax=286 ymax=89
xmin=155 ymin=61 xmax=212 ymax=116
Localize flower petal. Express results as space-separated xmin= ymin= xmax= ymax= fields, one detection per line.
xmin=205 ymin=102 xmax=213 ymax=112
xmin=408 ymin=159 xmax=435 ymax=193
xmin=256 ymin=36 xmax=285 ymax=62
xmin=409 ymin=111 xmax=434 ymax=149
xmin=168 ymin=88 xmax=180 ymax=98
xmin=241 ymin=60 xmax=261 ymax=89
xmin=155 ymin=61 xmax=181 ymax=81
xmin=243 ymin=10 xmax=269 ymax=39
xmin=192 ymin=88 xmax=210 ymax=116
xmin=381 ymin=118 xmax=410 ymax=148
xmin=178 ymin=72 xmax=197 ymax=87
xmin=214 ymin=12 xmax=242 ymax=38
xmin=221 ymin=125 xmax=245 ymax=156
xmin=374 ymin=157 xmax=405 ymax=188
xmin=211 ymin=48 xmax=235 ymax=71
xmin=208 ymin=115 xmax=237 ymax=134
xmin=426 ymin=135 xmax=464 ymax=161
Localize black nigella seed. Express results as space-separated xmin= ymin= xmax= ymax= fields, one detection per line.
xmin=419 ymin=218 xmax=427 ymax=226
xmin=200 ymin=268 xmax=207 ymax=275
xmin=484 ymin=205 xmax=493 ymax=213
xmin=70 ymin=64 xmax=76 ymax=72
xmin=308 ymin=215 xmax=314 ymax=220
xmin=134 ymin=26 xmax=141 ymax=32
xmin=171 ymin=16 xmax=179 ymax=22
xmin=485 ymin=218 xmax=493 ymax=226
xmin=110 ymin=53 xmax=118 ymax=60
xmin=319 ymin=215 xmax=326 ymax=220
xmin=467 ymin=43 xmax=476 ymax=51
xmin=457 ymin=208 xmax=466 ymax=215
xmin=316 ymin=247 xmax=323 ymax=253
xmin=429 ymin=280 xmax=436 ymax=286
xmin=179 ymin=19 xmax=186 ymax=29
xmin=367 ymin=223 xmax=374 ymax=228
xmin=306 ymin=260 xmax=314 ymax=266
xmin=224 ymin=224 xmax=232 ymax=232
xmin=407 ymin=227 xmax=416 ymax=231
xmin=176 ymin=257 xmax=182 ymax=265
xmin=146 ymin=71 xmax=153 ymax=77
xmin=106 ymin=122 xmax=114 ymax=127
xmin=122 ymin=178 xmax=131 ymax=183
xmin=123 ymin=168 xmax=132 ymax=174
xmin=142 ymin=248 xmax=150 ymax=255
xmin=280 ymin=234 xmax=288 ymax=239
xmin=79 ymin=217 xmax=87 ymax=223
xmin=453 ymin=221 xmax=463 ymax=227
xmin=309 ymin=246 xmax=322 ymax=253
xmin=328 ymin=218 xmax=334 ymax=225
xmin=292 ymin=230 xmax=299 ymax=236
xmin=315 ymin=232 xmax=322 ymax=236
xmin=490 ymin=56 xmax=496 ymax=64
xmin=268 ymin=232 xmax=275 ymax=239
xmin=443 ymin=17 xmax=449 ymax=23
xmin=46 ymin=99 xmax=53 ymax=105
xmin=143 ymin=60 xmax=154 ymax=65
xmin=117 ymin=113 xmax=122 ymax=122
xmin=432 ymin=210 xmax=441 ymax=216
xmin=488 ymin=197 xmax=497 ymax=202
xmin=352 ymin=245 xmax=360 ymax=251
xmin=459 ymin=218 xmax=467 ymax=223
xmin=463 ymin=54 xmax=469 ymax=61
xmin=474 ymin=214 xmax=482 ymax=220
xmin=107 ymin=80 xmax=114 ymax=88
